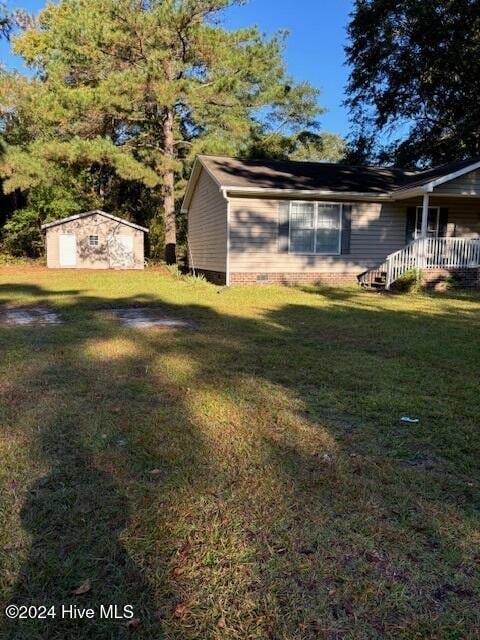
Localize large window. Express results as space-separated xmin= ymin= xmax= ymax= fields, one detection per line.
xmin=289 ymin=202 xmax=342 ymax=254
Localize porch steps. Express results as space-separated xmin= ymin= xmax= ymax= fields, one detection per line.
xmin=358 ymin=269 xmax=387 ymax=290
xmin=358 ymin=237 xmax=480 ymax=290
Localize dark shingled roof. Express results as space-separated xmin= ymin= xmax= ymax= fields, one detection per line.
xmin=198 ymin=155 xmax=480 ymax=195
xmin=392 ymin=156 xmax=480 ymax=192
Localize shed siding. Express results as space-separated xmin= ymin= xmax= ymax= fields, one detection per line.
xmin=45 ymin=213 xmax=144 ymax=269
xmin=187 ymin=168 xmax=227 ymax=273
xmin=229 ymin=197 xmax=406 ymax=273
xmin=433 ymin=169 xmax=480 ymax=195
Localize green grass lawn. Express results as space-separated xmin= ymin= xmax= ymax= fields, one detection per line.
xmin=0 ymin=267 xmax=479 ymax=639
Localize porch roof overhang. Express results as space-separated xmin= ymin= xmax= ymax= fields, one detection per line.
xmin=391 ymin=159 xmax=480 ymax=199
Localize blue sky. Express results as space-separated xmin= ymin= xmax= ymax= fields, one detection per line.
xmin=0 ymin=0 xmax=354 ymax=137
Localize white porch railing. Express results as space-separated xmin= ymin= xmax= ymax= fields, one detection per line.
xmin=385 ymin=237 xmax=480 ymax=289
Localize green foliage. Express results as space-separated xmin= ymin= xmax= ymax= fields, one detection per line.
xmin=289 ymin=132 xmax=347 ymax=162
xmin=392 ymin=268 xmax=424 ymax=294
xmin=247 ymin=130 xmax=347 ymax=162
xmin=0 ymin=252 xmax=37 ymax=265
xmin=165 ymin=263 xmax=207 ymax=286
xmin=346 ymin=0 xmax=480 ymax=167
xmin=442 ymin=273 xmax=455 ymax=290
xmin=0 ymin=0 xmax=330 ymax=259
xmin=183 ymin=271 xmax=207 ymax=286
xmin=1 ymin=208 xmax=43 ymax=257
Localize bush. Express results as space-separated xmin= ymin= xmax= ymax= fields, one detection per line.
xmin=165 ymin=264 xmax=207 ymax=285
xmin=183 ymin=272 xmax=207 ymax=286
xmin=1 ymin=209 xmax=44 ymax=257
xmin=392 ymin=268 xmax=423 ymax=293
xmin=0 ymin=253 xmax=40 ymax=266
xmin=165 ymin=264 xmax=183 ymax=279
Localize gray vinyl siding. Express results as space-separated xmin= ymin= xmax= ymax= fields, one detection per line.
xmin=429 ymin=196 xmax=480 ymax=237
xmin=229 ymin=197 xmax=407 ymax=273
xmin=433 ymin=169 xmax=480 ymax=195
xmin=187 ymin=168 xmax=227 ymax=273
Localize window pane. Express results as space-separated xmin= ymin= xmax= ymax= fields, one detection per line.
xmin=290 ymin=202 xmax=315 ymax=229
xmin=316 ymin=204 xmax=340 ymax=253
xmin=290 ymin=229 xmax=315 ymax=253
xmin=289 ymin=202 xmax=315 ymax=253
xmin=317 ymin=204 xmax=340 ymax=228
xmin=316 ymin=229 xmax=339 ymax=253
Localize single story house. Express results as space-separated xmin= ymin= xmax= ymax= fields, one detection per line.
xmin=182 ymin=155 xmax=480 ymax=288
xmin=42 ymin=210 xmax=148 ymax=270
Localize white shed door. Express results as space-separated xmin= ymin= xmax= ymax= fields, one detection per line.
xmin=59 ymin=234 xmax=76 ymax=267
xmin=108 ymin=234 xmax=134 ymax=268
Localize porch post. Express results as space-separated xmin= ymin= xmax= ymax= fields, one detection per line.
xmin=420 ymin=193 xmax=429 ymax=238
xmin=418 ymin=192 xmax=430 ymax=270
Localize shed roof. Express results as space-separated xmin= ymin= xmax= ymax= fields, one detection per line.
xmin=41 ymin=210 xmax=148 ymax=233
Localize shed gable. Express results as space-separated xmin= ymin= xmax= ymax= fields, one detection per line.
xmin=44 ymin=211 xmax=145 ymax=269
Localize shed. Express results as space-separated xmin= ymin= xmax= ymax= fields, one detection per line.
xmin=41 ymin=210 xmax=148 ymax=270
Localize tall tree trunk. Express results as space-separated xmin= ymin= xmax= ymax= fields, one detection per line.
xmin=162 ymin=104 xmax=176 ymax=265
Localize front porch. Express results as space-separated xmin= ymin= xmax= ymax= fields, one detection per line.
xmin=360 ymin=192 xmax=480 ymax=289
xmin=384 ymin=236 xmax=480 ymax=289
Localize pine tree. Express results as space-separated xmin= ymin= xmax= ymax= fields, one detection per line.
xmin=4 ymin=0 xmax=323 ymax=262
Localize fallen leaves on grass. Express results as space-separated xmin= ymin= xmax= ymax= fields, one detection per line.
xmin=174 ymin=603 xmax=187 ymax=618
xmin=72 ymin=579 xmax=91 ymax=595
xmin=126 ymin=618 xmax=141 ymax=629
xmin=176 ymin=542 xmax=192 ymax=561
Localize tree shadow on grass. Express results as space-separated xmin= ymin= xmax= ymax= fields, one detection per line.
xmin=0 ymin=291 xmax=212 ymax=639
xmin=0 ymin=282 xmax=479 ymax=638
xmin=4 ymin=447 xmax=155 ymax=639
xmin=0 ymin=321 xmax=168 ymax=638
xmin=0 ymin=283 xmax=83 ymax=302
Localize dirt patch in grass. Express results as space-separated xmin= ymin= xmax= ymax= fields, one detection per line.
xmin=102 ymin=307 xmax=196 ymax=329
xmin=0 ymin=306 xmax=63 ymax=326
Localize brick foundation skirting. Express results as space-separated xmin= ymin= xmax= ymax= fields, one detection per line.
xmin=229 ymin=272 xmax=359 ymax=286
xmin=422 ymin=267 xmax=480 ymax=289
xmin=194 ymin=267 xmax=480 ymax=288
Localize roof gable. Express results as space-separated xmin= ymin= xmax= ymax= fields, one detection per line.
xmin=392 ymin=157 xmax=480 ymax=196
xmin=41 ymin=210 xmax=148 ymax=233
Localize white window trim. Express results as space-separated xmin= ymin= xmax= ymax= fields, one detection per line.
xmin=288 ymin=201 xmax=344 ymax=255
xmin=88 ymin=235 xmax=99 ymax=247
xmin=414 ymin=206 xmax=440 ymax=239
